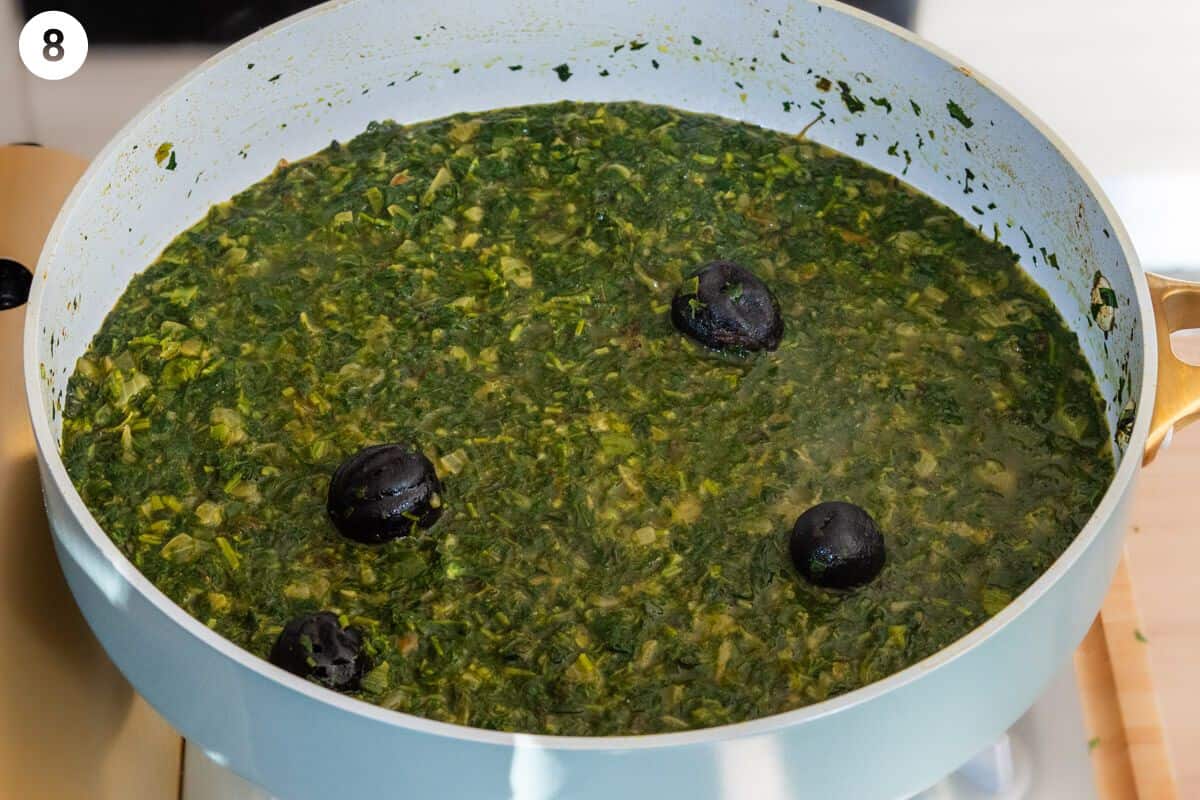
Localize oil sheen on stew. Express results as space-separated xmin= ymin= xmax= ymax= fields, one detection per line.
xmin=61 ymin=101 xmax=1114 ymax=736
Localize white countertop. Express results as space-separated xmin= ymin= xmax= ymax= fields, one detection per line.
xmin=916 ymin=0 xmax=1200 ymax=273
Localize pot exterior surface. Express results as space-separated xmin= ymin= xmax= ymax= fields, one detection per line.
xmin=45 ymin=459 xmax=1136 ymax=799
xmin=25 ymin=1 xmax=1152 ymax=798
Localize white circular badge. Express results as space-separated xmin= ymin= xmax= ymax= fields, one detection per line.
xmin=18 ymin=11 xmax=88 ymax=81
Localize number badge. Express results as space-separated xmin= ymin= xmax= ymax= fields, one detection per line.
xmin=18 ymin=11 xmax=88 ymax=80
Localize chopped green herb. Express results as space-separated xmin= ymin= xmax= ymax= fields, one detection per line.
xmin=1090 ymin=272 xmax=1118 ymax=332
xmin=361 ymin=661 xmax=390 ymax=694
xmin=838 ymin=80 xmax=865 ymax=113
xmin=947 ymin=99 xmax=974 ymax=128
xmin=215 ymin=536 xmax=241 ymax=571
xmin=981 ymin=587 xmax=1012 ymax=616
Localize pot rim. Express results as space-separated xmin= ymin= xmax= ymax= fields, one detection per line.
xmin=22 ymin=0 xmax=1156 ymax=752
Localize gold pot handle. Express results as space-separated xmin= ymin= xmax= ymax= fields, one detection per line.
xmin=1144 ymin=271 xmax=1200 ymax=464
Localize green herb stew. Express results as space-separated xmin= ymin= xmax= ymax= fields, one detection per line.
xmin=62 ymin=101 xmax=1114 ymax=735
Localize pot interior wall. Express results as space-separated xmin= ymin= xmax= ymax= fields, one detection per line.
xmin=32 ymin=0 xmax=1140 ymax=463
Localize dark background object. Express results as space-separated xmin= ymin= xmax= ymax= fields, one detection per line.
xmin=22 ymin=1 xmax=916 ymax=44
xmin=850 ymin=0 xmax=917 ymax=28
xmin=21 ymin=1 xmax=324 ymax=43
xmin=0 ymin=260 xmax=34 ymax=311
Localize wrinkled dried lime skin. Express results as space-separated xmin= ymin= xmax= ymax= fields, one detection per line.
xmin=670 ymin=260 xmax=784 ymax=352
xmin=327 ymin=444 xmax=444 ymax=544
xmin=268 ymin=611 xmax=367 ymax=691
xmin=790 ymin=501 xmax=885 ymax=589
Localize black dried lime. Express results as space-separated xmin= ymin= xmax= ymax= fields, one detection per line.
xmin=0 ymin=259 xmax=33 ymax=311
xmin=670 ymin=260 xmax=783 ymax=352
xmin=268 ymin=611 xmax=367 ymax=691
xmin=327 ymin=443 xmax=444 ymax=544
xmin=790 ymin=501 xmax=885 ymax=589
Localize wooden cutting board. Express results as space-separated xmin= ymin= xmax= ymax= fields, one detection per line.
xmin=0 ymin=145 xmax=181 ymax=800
xmin=1077 ymin=556 xmax=1178 ymax=799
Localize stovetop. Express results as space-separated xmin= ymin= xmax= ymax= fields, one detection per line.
xmin=913 ymin=662 xmax=1096 ymax=800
